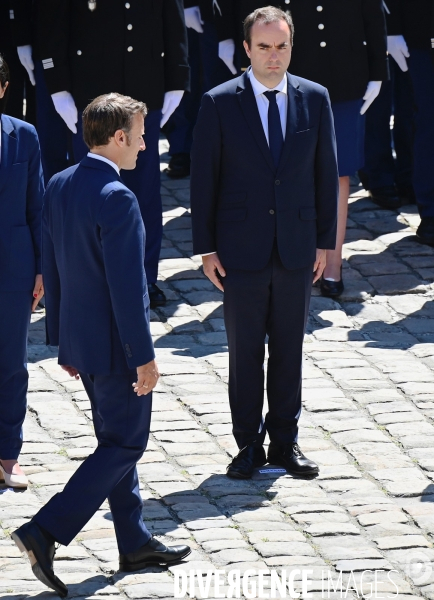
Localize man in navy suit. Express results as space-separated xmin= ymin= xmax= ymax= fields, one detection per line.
xmin=12 ymin=93 xmax=190 ymax=598
xmin=191 ymin=7 xmax=339 ymax=480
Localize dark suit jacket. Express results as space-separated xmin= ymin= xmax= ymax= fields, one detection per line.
xmin=35 ymin=0 xmax=190 ymax=111
xmin=190 ymin=71 xmax=338 ymax=272
xmin=42 ymin=156 xmax=155 ymax=374
xmin=0 ymin=114 xmax=44 ymax=292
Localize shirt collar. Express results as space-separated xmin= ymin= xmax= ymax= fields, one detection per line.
xmin=87 ymin=152 xmax=120 ymax=175
xmin=248 ymin=67 xmax=287 ymax=97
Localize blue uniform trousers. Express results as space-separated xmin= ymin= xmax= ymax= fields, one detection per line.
xmin=0 ymin=291 xmax=31 ymax=460
xmin=73 ymin=109 xmax=163 ymax=284
xmin=407 ymin=49 xmax=434 ymax=217
xmin=33 ymin=370 xmax=152 ymax=554
xmin=361 ymin=59 xmax=413 ymax=190
xmin=34 ymin=61 xmax=71 ymax=184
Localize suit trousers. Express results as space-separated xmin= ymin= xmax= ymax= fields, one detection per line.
xmin=0 ymin=291 xmax=31 ymax=460
xmin=223 ymin=243 xmax=313 ymax=449
xmin=73 ymin=109 xmax=163 ymax=284
xmin=33 ymin=370 xmax=152 ymax=555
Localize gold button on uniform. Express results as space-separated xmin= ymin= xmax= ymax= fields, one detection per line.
xmin=127 ymin=24 xmax=132 ymax=30
xmin=127 ymin=46 xmax=133 ymax=52
xmin=77 ymin=50 xmax=82 ymax=55
xmin=318 ymin=23 xmax=324 ymax=29
xmin=317 ymin=5 xmax=323 ymax=11
xmin=125 ymin=2 xmax=130 ymax=7
xmin=320 ymin=41 xmax=326 ymax=47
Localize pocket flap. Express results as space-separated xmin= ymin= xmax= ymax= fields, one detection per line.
xmin=299 ymin=207 xmax=317 ymax=220
xmin=217 ymin=208 xmax=247 ymax=222
xmin=219 ymin=192 xmax=246 ymax=205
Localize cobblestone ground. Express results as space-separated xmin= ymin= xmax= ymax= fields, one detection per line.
xmin=2 ymin=139 xmax=434 ymax=600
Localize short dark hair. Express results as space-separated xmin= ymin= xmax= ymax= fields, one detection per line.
xmin=0 ymin=54 xmax=10 ymax=115
xmin=243 ymin=6 xmax=294 ymax=48
xmin=82 ymin=92 xmax=147 ymax=149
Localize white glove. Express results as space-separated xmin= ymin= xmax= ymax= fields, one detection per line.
xmin=360 ymin=81 xmax=382 ymax=115
xmin=160 ymin=90 xmax=184 ymax=127
xmin=51 ymin=91 xmax=78 ymax=133
xmin=387 ymin=35 xmax=410 ymax=72
xmin=218 ymin=39 xmax=237 ymax=75
xmin=184 ymin=6 xmax=203 ymax=33
xmin=17 ymin=45 xmax=35 ymax=86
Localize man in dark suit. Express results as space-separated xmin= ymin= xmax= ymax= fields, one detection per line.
xmin=12 ymin=93 xmax=190 ymax=598
xmin=191 ymin=6 xmax=338 ymax=479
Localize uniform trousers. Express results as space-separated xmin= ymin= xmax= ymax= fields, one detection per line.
xmin=33 ymin=370 xmax=152 ymax=555
xmin=73 ymin=109 xmax=163 ymax=284
xmin=407 ymin=49 xmax=434 ymax=217
xmin=0 ymin=291 xmax=32 ymax=460
xmin=223 ymin=243 xmax=313 ymax=449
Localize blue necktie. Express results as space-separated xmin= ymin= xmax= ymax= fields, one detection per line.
xmin=264 ymin=90 xmax=284 ymax=169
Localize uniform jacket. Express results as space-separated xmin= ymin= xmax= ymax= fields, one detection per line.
xmin=35 ymin=0 xmax=190 ymax=111
xmin=42 ymin=156 xmax=155 ymax=374
xmin=221 ymin=0 xmax=388 ymax=103
xmin=0 ymin=114 xmax=44 ymax=292
xmin=190 ymin=71 xmax=338 ymax=271
xmin=385 ymin=0 xmax=434 ymax=53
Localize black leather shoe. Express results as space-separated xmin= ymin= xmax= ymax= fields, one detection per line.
xmin=320 ymin=267 xmax=344 ymax=298
xmin=368 ymin=186 xmax=401 ymax=209
xmin=226 ymin=445 xmax=266 ymax=479
xmin=12 ymin=522 xmax=68 ymax=598
xmin=148 ymin=283 xmax=166 ymax=308
xmin=166 ymin=153 xmax=190 ymax=179
xmin=396 ymin=184 xmax=416 ymax=205
xmin=267 ymin=442 xmax=319 ymax=476
xmin=119 ymin=536 xmax=191 ymax=571
xmin=416 ymin=217 xmax=434 ymax=247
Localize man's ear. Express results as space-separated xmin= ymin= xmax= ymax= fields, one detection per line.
xmin=113 ymin=129 xmax=126 ymax=146
xmin=0 ymin=81 xmax=9 ymax=99
xmin=243 ymin=40 xmax=251 ymax=59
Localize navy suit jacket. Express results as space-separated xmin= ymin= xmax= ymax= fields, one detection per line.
xmin=190 ymin=71 xmax=339 ymax=271
xmin=0 ymin=114 xmax=44 ymax=292
xmin=42 ymin=156 xmax=155 ymax=374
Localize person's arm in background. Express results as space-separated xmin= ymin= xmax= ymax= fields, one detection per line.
xmin=383 ymin=0 xmax=410 ymax=71
xmin=41 ymin=183 xmax=61 ymax=346
xmin=10 ymin=0 xmax=35 ymax=85
xmin=360 ymin=0 xmax=389 ymax=113
xmin=213 ymin=0 xmax=237 ymax=74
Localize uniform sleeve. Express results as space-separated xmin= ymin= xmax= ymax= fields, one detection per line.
xmin=362 ymin=0 xmax=389 ymax=81
xmin=382 ymin=0 xmax=403 ymax=35
xmin=42 ymin=184 xmax=61 ymax=346
xmin=315 ymin=89 xmax=339 ymax=250
xmin=9 ymin=0 xmax=33 ymax=46
xmin=190 ymin=93 xmax=222 ymax=255
xmin=99 ymin=188 xmax=155 ymax=369
xmin=36 ymin=0 xmax=71 ymax=93
xmin=213 ymin=0 xmax=236 ymax=41
xmin=25 ymin=126 xmax=45 ymax=274
xmin=162 ymin=0 xmax=190 ymax=92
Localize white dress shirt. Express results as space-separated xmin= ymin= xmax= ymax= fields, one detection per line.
xmin=87 ymin=152 xmax=120 ymax=175
xmin=248 ymin=67 xmax=287 ymax=144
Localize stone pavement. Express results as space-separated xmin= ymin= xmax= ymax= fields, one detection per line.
xmin=2 ymin=138 xmax=434 ymax=600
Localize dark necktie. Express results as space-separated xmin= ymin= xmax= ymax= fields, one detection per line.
xmin=264 ymin=90 xmax=284 ymax=169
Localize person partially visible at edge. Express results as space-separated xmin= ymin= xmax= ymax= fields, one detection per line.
xmin=11 ymin=93 xmax=190 ymax=598
xmin=0 ymin=54 xmax=44 ymax=490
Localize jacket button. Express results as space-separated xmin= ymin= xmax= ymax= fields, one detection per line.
xmin=275 ymin=179 xmax=280 ymax=185
xmin=269 ymin=209 xmax=275 ymax=215
xmin=77 ymin=50 xmax=82 ymax=55
xmin=316 ymin=5 xmax=323 ymax=10
xmin=127 ymin=46 xmax=133 ymax=52
xmin=320 ymin=41 xmax=326 ymax=47
xmin=127 ymin=24 xmax=132 ymax=30
xmin=125 ymin=2 xmax=130 ymax=7
xmin=318 ymin=23 xmax=324 ymax=29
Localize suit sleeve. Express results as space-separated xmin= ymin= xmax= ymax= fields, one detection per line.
xmin=36 ymin=0 xmax=71 ymax=94
xmin=42 ymin=185 xmax=61 ymax=346
xmin=25 ymin=126 xmax=44 ymax=274
xmin=315 ymin=89 xmax=339 ymax=250
xmin=163 ymin=0 xmax=190 ymax=92
xmin=362 ymin=0 xmax=389 ymax=81
xmin=9 ymin=0 xmax=33 ymax=46
xmin=99 ymin=188 xmax=155 ymax=369
xmin=190 ymin=92 xmax=222 ymax=255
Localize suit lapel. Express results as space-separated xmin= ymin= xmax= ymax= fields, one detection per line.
xmin=237 ymin=72 xmax=276 ymax=174
xmin=277 ymin=73 xmax=303 ymax=176
xmin=0 ymin=115 xmax=17 ymax=194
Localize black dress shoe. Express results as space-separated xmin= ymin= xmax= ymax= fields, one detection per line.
xmin=320 ymin=267 xmax=344 ymax=298
xmin=148 ymin=283 xmax=166 ymax=308
xmin=119 ymin=535 xmax=191 ymax=571
xmin=416 ymin=217 xmax=434 ymax=247
xmin=166 ymin=153 xmax=190 ymax=179
xmin=12 ymin=521 xmax=68 ymax=598
xmin=226 ymin=445 xmax=266 ymax=479
xmin=267 ymin=442 xmax=319 ymax=476
xmin=396 ymin=184 xmax=416 ymax=205
xmin=368 ymin=186 xmax=401 ymax=209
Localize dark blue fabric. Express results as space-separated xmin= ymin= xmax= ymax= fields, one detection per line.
xmin=73 ymin=110 xmax=163 ymax=285
xmin=407 ymin=49 xmax=434 ymax=217
xmin=42 ymin=156 xmax=155 ymax=373
xmin=34 ymin=370 xmax=152 ymax=554
xmin=0 ymin=291 xmax=31 ymax=460
xmin=264 ymin=91 xmax=284 ymax=169
xmin=0 ymin=115 xmax=44 ymax=292
xmin=331 ymin=98 xmax=365 ymax=177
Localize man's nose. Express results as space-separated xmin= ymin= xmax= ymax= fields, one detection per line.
xmin=140 ymin=141 xmax=146 ymax=151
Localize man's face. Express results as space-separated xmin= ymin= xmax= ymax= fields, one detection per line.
xmin=244 ymin=20 xmax=292 ymax=87
xmin=120 ymin=112 xmax=146 ymax=170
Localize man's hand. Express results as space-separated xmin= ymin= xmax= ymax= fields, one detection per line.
xmin=360 ymin=81 xmax=382 ymax=115
xmin=61 ymin=365 xmax=80 ymax=379
xmin=133 ymin=359 xmax=159 ymax=396
xmin=160 ymin=90 xmax=184 ymax=127
xmin=32 ymin=274 xmax=44 ymax=311
xmin=184 ymin=6 xmax=204 ymax=33
xmin=51 ymin=91 xmax=78 ymax=133
xmin=17 ymin=45 xmax=35 ymax=85
xmin=387 ymin=35 xmax=409 ymax=72
xmin=313 ymin=249 xmax=326 ymax=283
xmin=218 ymin=39 xmax=237 ymax=75
xmin=202 ymin=253 xmax=226 ymax=292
